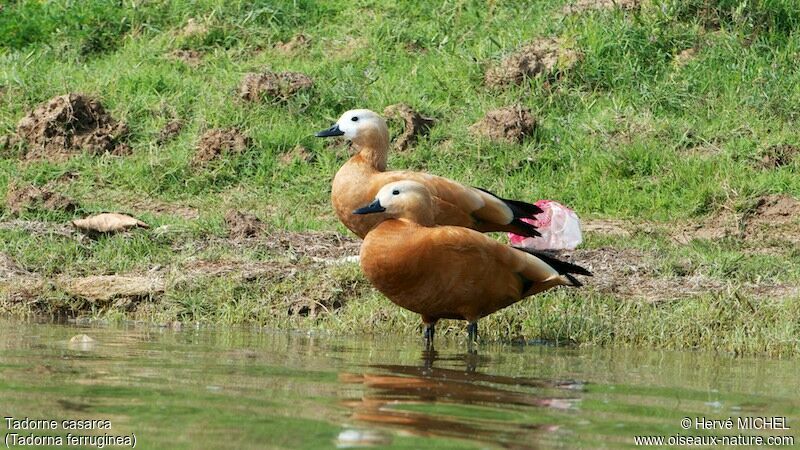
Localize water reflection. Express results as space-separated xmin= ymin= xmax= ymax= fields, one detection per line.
xmin=340 ymin=348 xmax=582 ymax=449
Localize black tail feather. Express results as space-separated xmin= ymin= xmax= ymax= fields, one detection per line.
xmin=510 ymin=218 xmax=542 ymax=238
xmin=475 ymin=187 xmax=544 ymax=218
xmin=513 ymin=247 xmax=593 ymax=279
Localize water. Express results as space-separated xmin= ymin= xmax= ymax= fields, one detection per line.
xmin=0 ymin=320 xmax=798 ymax=449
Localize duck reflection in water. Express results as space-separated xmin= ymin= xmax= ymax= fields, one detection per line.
xmin=339 ymin=348 xmax=582 ymax=449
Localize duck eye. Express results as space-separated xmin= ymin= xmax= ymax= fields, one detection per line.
xmin=392 ymin=190 xmax=400 ymax=195
xmin=351 ymin=116 xmax=359 ymax=122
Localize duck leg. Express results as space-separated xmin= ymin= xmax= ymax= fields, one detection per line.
xmin=467 ymin=321 xmax=478 ymax=343
xmin=423 ymin=321 xmax=436 ymax=346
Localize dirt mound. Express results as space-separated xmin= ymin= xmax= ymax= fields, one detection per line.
xmin=168 ymin=49 xmax=202 ymax=66
xmin=485 ymin=38 xmax=581 ymax=88
xmin=746 ymin=195 xmax=800 ymax=237
xmin=275 ymin=34 xmax=310 ymax=54
xmin=5 ymin=183 xmax=78 ymax=215
xmin=225 ymin=210 xmax=264 ymax=239
xmin=280 ymin=145 xmax=315 ymax=164
xmin=383 ymin=104 xmax=435 ymax=151
xmin=15 ymin=94 xmax=128 ymax=161
xmin=470 ymin=106 xmax=536 ymax=143
xmin=562 ymin=0 xmax=640 ymax=14
xmin=157 ymin=119 xmax=184 ymax=144
xmin=239 ymin=71 xmax=313 ymax=102
xmin=758 ymin=144 xmax=798 ymax=169
xmin=193 ymin=128 xmax=250 ymax=165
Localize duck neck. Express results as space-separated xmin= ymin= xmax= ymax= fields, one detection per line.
xmin=352 ymin=127 xmax=389 ymax=171
xmin=399 ymin=203 xmax=435 ymax=227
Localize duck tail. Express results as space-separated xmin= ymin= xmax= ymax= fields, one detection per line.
xmin=514 ymin=248 xmax=592 ymax=287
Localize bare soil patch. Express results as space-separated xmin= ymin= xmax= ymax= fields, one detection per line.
xmin=157 ymin=119 xmax=184 ymax=144
xmin=193 ymin=128 xmax=250 ymax=165
xmin=562 ymin=0 xmax=640 ymax=14
xmin=261 ymin=230 xmax=359 ymax=260
xmin=673 ymin=48 xmax=697 ymax=67
xmin=383 ymin=104 xmax=435 ymax=151
xmin=124 ymin=198 xmax=199 ymax=220
xmin=182 ymin=259 xmax=298 ymax=282
xmin=180 ymin=18 xmax=208 ymax=37
xmin=168 ymin=49 xmax=202 ymax=66
xmin=582 ymin=219 xmax=632 ymax=236
xmin=5 ymin=183 xmax=78 ymax=215
xmin=758 ymin=144 xmax=798 ymax=169
xmin=0 ymin=253 xmax=29 ymax=281
xmin=745 ymin=195 xmax=800 ymax=241
xmin=274 ymin=34 xmax=310 ymax=54
xmin=14 ymin=94 xmax=128 ymax=161
xmin=470 ymin=106 xmax=536 ymax=143
xmin=680 ymin=195 xmax=800 ymax=245
xmin=565 ymin=247 xmax=796 ymax=301
xmin=239 ymin=71 xmax=313 ymax=102
xmin=225 ymin=209 xmax=264 ymax=239
xmin=280 ymin=145 xmax=316 ymax=164
xmin=485 ymin=38 xmax=581 ymax=88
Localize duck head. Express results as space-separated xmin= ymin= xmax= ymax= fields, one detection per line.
xmin=316 ymin=109 xmax=390 ymax=168
xmin=353 ymin=180 xmax=435 ymax=226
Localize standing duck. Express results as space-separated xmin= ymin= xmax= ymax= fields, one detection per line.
xmin=353 ymin=180 xmax=591 ymax=344
xmin=316 ymin=109 xmax=543 ymax=239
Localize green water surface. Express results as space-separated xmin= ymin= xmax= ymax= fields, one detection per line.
xmin=0 ymin=320 xmax=798 ymax=449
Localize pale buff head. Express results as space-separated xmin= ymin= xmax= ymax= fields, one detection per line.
xmin=315 ymin=109 xmax=390 ymax=169
xmin=352 ymin=180 xmax=435 ymax=226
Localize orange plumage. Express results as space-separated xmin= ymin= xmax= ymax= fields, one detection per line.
xmin=354 ymin=180 xmax=591 ymax=343
xmin=317 ymin=109 xmax=542 ymax=239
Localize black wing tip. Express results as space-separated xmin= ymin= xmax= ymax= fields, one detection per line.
xmin=474 ymin=187 xmax=543 ymax=218
xmin=510 ymin=218 xmax=542 ymax=238
xmin=503 ymin=198 xmax=545 ymax=216
xmin=564 ymin=273 xmax=583 ymax=287
xmin=513 ymin=247 xmax=593 ymax=278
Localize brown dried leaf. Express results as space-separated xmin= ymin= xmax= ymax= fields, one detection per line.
xmin=72 ymin=213 xmax=149 ymax=233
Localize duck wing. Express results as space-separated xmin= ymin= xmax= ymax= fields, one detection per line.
xmin=372 ymin=171 xmax=542 ymax=237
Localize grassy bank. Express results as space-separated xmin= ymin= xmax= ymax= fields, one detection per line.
xmin=1 ymin=0 xmax=799 ymax=356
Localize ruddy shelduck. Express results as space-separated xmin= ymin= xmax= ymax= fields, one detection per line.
xmin=354 ymin=180 xmax=592 ymax=344
xmin=316 ymin=109 xmax=543 ymax=239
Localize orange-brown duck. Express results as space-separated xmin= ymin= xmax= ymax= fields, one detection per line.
xmin=354 ymin=180 xmax=591 ymax=344
xmin=316 ymin=109 xmax=542 ymax=239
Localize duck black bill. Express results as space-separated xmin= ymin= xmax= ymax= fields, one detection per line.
xmin=315 ymin=124 xmax=344 ymax=137
xmin=353 ymin=200 xmax=385 ymax=215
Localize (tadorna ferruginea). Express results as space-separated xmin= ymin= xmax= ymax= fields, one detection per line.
xmin=353 ymin=180 xmax=591 ymax=344
xmin=315 ymin=109 xmax=543 ymax=239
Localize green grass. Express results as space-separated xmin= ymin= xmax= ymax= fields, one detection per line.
xmin=1 ymin=0 xmax=799 ymax=355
